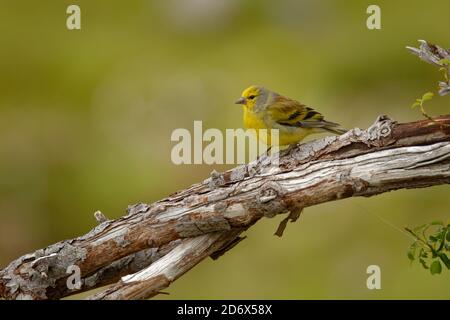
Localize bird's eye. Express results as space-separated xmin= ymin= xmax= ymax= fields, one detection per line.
xmin=248 ymin=95 xmax=256 ymax=100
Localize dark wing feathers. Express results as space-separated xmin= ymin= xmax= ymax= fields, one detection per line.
xmin=303 ymin=110 xmax=321 ymax=120
xmin=271 ymin=95 xmax=347 ymax=135
xmin=287 ymin=110 xmax=302 ymax=120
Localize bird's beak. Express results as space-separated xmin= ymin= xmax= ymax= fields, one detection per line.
xmin=235 ymin=97 xmax=246 ymax=105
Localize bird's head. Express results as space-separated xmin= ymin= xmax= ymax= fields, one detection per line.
xmin=235 ymin=85 xmax=270 ymax=111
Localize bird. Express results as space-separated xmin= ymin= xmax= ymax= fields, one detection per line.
xmin=235 ymin=85 xmax=346 ymax=146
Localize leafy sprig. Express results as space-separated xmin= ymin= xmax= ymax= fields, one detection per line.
xmin=405 ymin=220 xmax=450 ymax=275
xmin=410 ymin=58 xmax=449 ymax=125
xmin=411 ymin=92 xmax=435 ymax=121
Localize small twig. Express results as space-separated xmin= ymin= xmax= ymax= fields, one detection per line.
xmin=274 ymin=208 xmax=303 ymax=237
xmin=94 ymin=211 xmax=109 ymax=223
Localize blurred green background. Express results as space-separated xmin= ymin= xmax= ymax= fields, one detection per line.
xmin=0 ymin=0 xmax=449 ymax=299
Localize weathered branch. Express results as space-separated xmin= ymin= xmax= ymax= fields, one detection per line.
xmin=87 ymin=230 xmax=243 ymax=300
xmin=1 ymin=113 xmax=449 ymax=300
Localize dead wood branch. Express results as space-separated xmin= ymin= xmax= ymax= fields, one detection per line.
xmin=1 ymin=114 xmax=449 ymax=300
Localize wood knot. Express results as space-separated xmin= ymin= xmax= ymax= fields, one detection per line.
xmin=352 ymin=178 xmax=369 ymax=194
xmin=209 ymin=170 xmax=226 ymax=188
xmin=30 ymin=253 xmax=58 ymax=273
xmin=258 ymin=182 xmax=287 ymax=218
xmin=365 ymin=115 xmax=396 ymax=146
xmin=335 ymin=170 xmax=369 ymax=197
xmin=258 ymin=181 xmax=285 ymax=203
xmin=259 ymin=188 xmax=278 ymax=203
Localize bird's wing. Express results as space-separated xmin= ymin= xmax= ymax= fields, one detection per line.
xmin=267 ymin=95 xmax=324 ymax=125
xmin=267 ymin=95 xmax=346 ymax=133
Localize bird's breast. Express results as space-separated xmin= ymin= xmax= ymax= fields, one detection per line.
xmin=243 ymin=108 xmax=266 ymax=130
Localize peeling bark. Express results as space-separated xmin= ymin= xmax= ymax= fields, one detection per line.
xmin=87 ymin=230 xmax=243 ymax=300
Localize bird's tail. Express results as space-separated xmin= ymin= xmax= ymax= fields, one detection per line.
xmin=296 ymin=119 xmax=347 ymax=135
xmin=322 ymin=125 xmax=347 ymax=135
xmin=319 ymin=120 xmax=347 ymax=135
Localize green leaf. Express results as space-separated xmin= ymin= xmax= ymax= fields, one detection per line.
xmin=411 ymin=101 xmax=421 ymax=109
xmin=430 ymin=260 xmax=442 ymax=275
xmin=431 ymin=220 xmax=444 ymax=226
xmin=446 ymin=229 xmax=450 ymax=242
xmin=421 ymin=92 xmax=434 ymax=102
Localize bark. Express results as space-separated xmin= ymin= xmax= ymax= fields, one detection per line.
xmin=1 ymin=114 xmax=449 ymax=300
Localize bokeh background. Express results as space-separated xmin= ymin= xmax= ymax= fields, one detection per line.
xmin=0 ymin=0 xmax=449 ymax=299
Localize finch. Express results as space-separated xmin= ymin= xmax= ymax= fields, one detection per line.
xmin=235 ymin=85 xmax=346 ymax=146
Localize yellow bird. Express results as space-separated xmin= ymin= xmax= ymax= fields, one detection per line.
xmin=235 ymin=85 xmax=346 ymax=146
